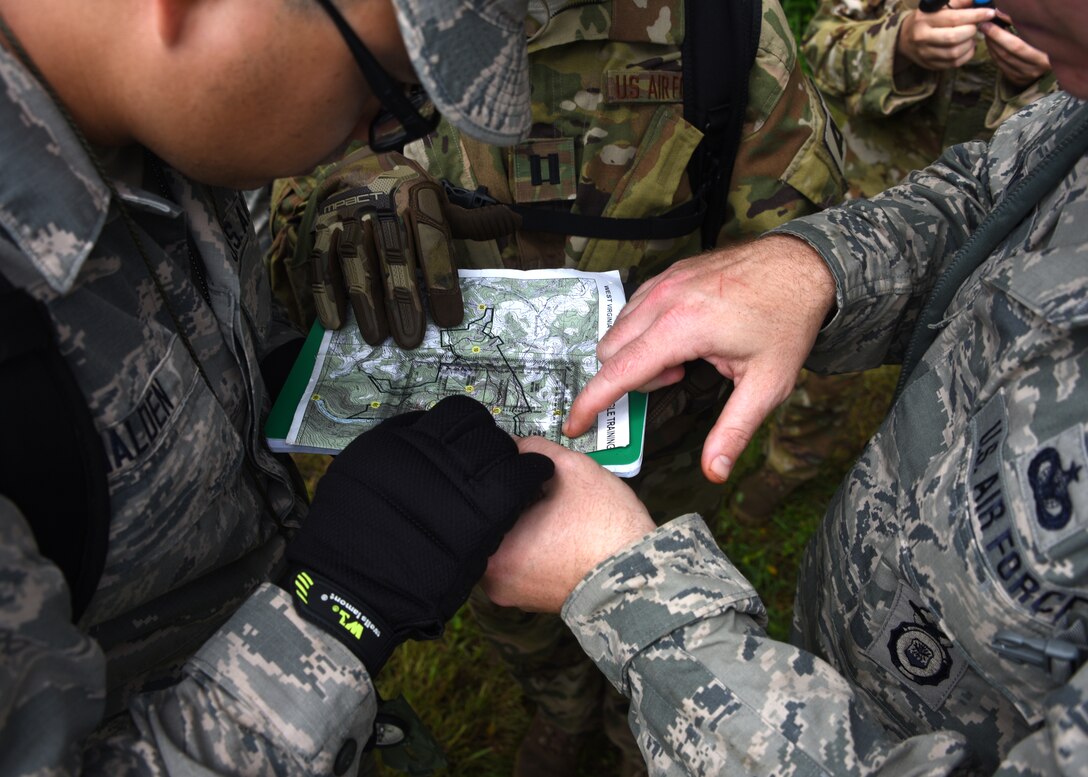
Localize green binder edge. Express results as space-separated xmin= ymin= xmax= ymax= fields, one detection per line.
xmin=264 ymin=320 xmax=646 ymax=470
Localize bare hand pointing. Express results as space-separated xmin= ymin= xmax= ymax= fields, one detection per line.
xmin=564 ymin=236 xmax=836 ymax=483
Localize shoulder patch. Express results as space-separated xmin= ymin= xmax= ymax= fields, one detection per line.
xmin=1017 ymin=424 xmax=1087 ymax=551
xmin=969 ymin=394 xmax=1085 ymax=625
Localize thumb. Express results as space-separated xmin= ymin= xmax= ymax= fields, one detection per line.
xmin=700 ymin=378 xmax=787 ymax=483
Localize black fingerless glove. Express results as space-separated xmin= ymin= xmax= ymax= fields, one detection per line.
xmin=282 ymin=395 xmax=554 ymax=674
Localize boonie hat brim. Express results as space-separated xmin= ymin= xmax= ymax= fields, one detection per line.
xmin=392 ymin=0 xmax=531 ymax=146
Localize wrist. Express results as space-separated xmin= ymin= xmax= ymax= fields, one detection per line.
xmin=757 ymin=234 xmax=836 ymax=324
xmin=893 ymin=11 xmax=940 ymax=75
xmin=895 ymin=11 xmax=919 ymax=67
xmin=280 ymin=566 xmax=399 ymax=675
xmin=997 ymin=68 xmax=1038 ymax=92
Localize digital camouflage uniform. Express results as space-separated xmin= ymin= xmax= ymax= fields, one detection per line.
xmin=561 ymin=91 xmax=1088 ymax=775
xmin=0 ymin=47 xmax=388 ymax=775
xmin=267 ymin=0 xmax=852 ymax=752
xmin=803 ymin=0 xmax=1057 ymax=199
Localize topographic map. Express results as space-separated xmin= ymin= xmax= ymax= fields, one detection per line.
xmin=286 ymin=269 xmax=629 ymax=454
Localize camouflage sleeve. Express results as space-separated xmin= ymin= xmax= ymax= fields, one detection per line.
xmin=985 ymin=72 xmax=1058 ymax=132
xmin=0 ymin=496 xmax=107 ymax=774
xmin=0 ymin=497 xmax=377 ymax=776
xmin=117 ymin=585 xmax=377 ymax=775
xmin=561 ymin=514 xmax=961 ymax=774
xmin=562 ymin=514 xmax=1087 ymax=776
xmin=769 ymin=136 xmax=995 ymax=374
xmin=718 ymin=0 xmax=847 ymax=243
xmin=802 ymin=0 xmax=940 ymax=119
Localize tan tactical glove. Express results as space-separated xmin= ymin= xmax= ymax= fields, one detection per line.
xmin=308 ymin=150 xmax=518 ymax=349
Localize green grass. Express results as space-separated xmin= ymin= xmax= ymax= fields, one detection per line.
xmin=289 ymin=365 xmax=898 ymax=777
xmin=783 ymin=0 xmax=820 ymax=43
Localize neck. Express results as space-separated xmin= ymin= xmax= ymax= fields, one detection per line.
xmin=0 ymin=1 xmax=131 ymax=147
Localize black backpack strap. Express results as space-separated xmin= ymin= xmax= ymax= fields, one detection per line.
xmin=509 ymin=196 xmax=706 ymax=241
xmin=0 ymin=267 xmax=110 ymax=621
xmin=442 ymin=180 xmax=706 ymax=241
xmin=684 ymin=0 xmax=762 ymax=249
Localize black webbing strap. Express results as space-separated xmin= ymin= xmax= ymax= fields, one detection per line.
xmin=0 ymin=268 xmax=110 ymax=621
xmin=684 ymin=0 xmax=761 ymax=250
xmin=508 ymin=196 xmax=706 ymax=241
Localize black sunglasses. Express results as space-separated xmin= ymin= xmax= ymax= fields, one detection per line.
xmin=315 ymin=0 xmax=441 ymax=152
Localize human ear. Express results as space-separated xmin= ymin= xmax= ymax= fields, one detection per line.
xmin=153 ymin=0 xmax=195 ymax=46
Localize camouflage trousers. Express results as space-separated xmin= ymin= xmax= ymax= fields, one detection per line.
xmin=472 ymin=367 xmax=867 ymax=760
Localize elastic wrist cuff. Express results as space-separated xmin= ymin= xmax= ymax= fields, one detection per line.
xmin=281 ymin=566 xmax=398 ymax=674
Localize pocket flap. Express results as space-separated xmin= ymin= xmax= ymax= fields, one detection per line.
xmin=983 ymin=249 xmax=1088 ymax=330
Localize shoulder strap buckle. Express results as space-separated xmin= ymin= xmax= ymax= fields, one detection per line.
xmin=992 ymin=629 xmax=1086 ymax=684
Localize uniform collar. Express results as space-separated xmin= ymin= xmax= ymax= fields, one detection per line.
xmin=0 ymin=46 xmax=109 ymax=294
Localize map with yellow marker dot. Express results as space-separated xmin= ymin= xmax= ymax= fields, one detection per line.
xmin=285 ymin=269 xmax=629 ymax=455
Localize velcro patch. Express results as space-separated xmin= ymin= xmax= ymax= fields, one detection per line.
xmin=1017 ymin=424 xmax=1087 ymax=553
xmin=509 ymin=138 xmax=578 ymax=205
xmin=970 ymin=394 xmax=1085 ymax=625
xmin=603 ymin=69 xmax=684 ymax=104
xmin=865 ymin=582 xmax=967 ymax=711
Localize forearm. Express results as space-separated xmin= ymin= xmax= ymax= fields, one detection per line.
xmin=1 ymin=495 xmax=377 ymax=776
xmin=562 ymin=516 xmax=769 ymax=694
xmin=113 ymin=585 xmax=377 ymax=776
xmin=562 ymin=516 xmax=968 ymax=776
xmin=770 ymin=138 xmax=994 ymax=373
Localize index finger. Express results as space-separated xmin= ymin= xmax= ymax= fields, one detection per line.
xmin=983 ymin=21 xmax=1050 ymax=64
xmin=564 ymin=328 xmax=693 ymax=437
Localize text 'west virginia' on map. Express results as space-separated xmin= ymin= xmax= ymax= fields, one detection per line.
xmin=283 ymin=269 xmax=630 ymax=456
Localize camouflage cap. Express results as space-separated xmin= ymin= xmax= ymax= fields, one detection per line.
xmin=391 ymin=0 xmax=530 ymax=147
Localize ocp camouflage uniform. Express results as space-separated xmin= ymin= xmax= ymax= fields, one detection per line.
xmin=803 ymin=0 xmax=1058 ymax=199
xmin=0 ymin=47 xmax=383 ymax=775
xmin=268 ymin=0 xmax=854 ymax=754
xmin=561 ymin=92 xmax=1088 ymax=775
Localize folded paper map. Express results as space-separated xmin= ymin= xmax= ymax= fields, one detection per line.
xmin=265 ymin=269 xmax=645 ymax=476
